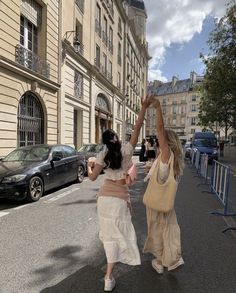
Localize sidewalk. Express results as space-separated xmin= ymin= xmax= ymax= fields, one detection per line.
xmin=41 ymin=161 xmax=236 ymax=293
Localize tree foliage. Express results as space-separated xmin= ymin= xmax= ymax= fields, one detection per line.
xmin=199 ymin=1 xmax=236 ymax=138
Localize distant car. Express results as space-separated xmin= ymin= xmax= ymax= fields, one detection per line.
xmin=77 ymin=144 xmax=105 ymax=169
xmin=134 ymin=143 xmax=142 ymax=155
xmin=0 ymin=144 xmax=86 ymax=202
xmin=192 ymin=132 xmax=218 ymax=162
xmin=184 ymin=142 xmax=192 ymax=158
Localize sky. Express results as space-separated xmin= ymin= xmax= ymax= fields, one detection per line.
xmin=144 ymin=0 xmax=229 ymax=82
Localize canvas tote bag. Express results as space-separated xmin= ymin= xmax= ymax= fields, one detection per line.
xmin=143 ymin=151 xmax=178 ymax=212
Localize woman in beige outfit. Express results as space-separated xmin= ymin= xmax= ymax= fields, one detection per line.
xmin=143 ymin=98 xmax=184 ymax=274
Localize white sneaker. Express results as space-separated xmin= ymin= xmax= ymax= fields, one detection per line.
xmin=104 ymin=277 xmax=116 ymax=292
xmin=168 ymin=257 xmax=184 ymax=271
xmin=151 ymin=259 xmax=164 ymax=274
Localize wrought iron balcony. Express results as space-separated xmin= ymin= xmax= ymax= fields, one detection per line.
xmin=15 ymin=45 xmax=50 ymax=79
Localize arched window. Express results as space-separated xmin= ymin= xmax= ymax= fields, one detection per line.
xmin=96 ymin=94 xmax=110 ymax=112
xmin=17 ymin=92 xmax=44 ymax=147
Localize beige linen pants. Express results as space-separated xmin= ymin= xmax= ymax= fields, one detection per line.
xmin=143 ymin=207 xmax=182 ymax=268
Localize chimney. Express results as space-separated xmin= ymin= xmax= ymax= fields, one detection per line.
xmin=172 ymin=76 xmax=178 ymax=87
xmin=190 ymin=71 xmax=197 ymax=84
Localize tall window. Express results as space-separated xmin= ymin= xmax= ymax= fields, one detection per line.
xmin=95 ymin=44 xmax=100 ymax=67
xmin=118 ymin=42 xmax=121 ymax=65
xmin=20 ymin=15 xmax=38 ymax=54
xmin=191 ymin=117 xmax=196 ymax=125
xmin=108 ymin=61 xmax=112 ymax=81
xmin=102 ymin=53 xmax=107 ymax=74
xmin=117 ymin=72 xmax=121 ymax=88
xmin=74 ymin=71 xmax=83 ymax=99
xmin=95 ymin=4 xmax=101 ymax=36
xmin=108 ymin=26 xmax=113 ymax=53
xmin=118 ymin=17 xmax=122 ymax=35
xmin=191 ymin=104 xmax=197 ymax=112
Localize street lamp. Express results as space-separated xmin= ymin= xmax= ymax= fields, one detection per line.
xmin=64 ymin=30 xmax=81 ymax=53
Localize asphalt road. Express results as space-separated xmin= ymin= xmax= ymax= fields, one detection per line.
xmin=1 ymin=157 xmax=236 ymax=293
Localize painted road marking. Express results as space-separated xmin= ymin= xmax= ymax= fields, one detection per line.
xmin=14 ymin=204 xmax=31 ymax=210
xmin=44 ymin=187 xmax=80 ymax=203
xmin=0 ymin=211 xmax=10 ymax=218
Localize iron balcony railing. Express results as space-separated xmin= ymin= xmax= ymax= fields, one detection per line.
xmin=15 ymin=44 xmax=50 ymax=79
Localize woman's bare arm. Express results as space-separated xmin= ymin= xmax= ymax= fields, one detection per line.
xmin=87 ymin=161 xmax=103 ymax=181
xmin=153 ymin=99 xmax=170 ymax=163
xmin=129 ymin=94 xmax=155 ymax=148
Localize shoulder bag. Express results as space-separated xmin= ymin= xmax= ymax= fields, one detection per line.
xmin=143 ymin=152 xmax=178 ymax=212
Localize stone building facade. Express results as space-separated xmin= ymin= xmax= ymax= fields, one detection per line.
xmin=147 ymin=72 xmax=203 ymax=142
xmin=0 ymin=0 xmax=60 ymax=157
xmin=60 ymin=0 xmax=149 ymax=148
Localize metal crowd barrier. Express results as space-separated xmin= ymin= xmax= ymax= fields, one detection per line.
xmin=210 ymin=160 xmax=236 ymax=218
xmin=199 ymin=154 xmax=209 ymax=183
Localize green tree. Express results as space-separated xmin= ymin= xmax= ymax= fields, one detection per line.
xmin=199 ymin=1 xmax=236 ymax=138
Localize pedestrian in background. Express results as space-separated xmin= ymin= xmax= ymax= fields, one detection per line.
xmin=219 ymin=141 xmax=225 ymax=157
xmin=87 ymin=95 xmax=154 ymax=292
xmin=146 ymin=137 xmax=156 ymax=162
xmin=143 ymin=98 xmax=185 ymax=274
xmin=139 ymin=138 xmax=147 ymax=162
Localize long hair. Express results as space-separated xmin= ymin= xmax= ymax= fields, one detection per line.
xmin=165 ymin=129 xmax=184 ymax=177
xmin=102 ymin=129 xmax=122 ymax=170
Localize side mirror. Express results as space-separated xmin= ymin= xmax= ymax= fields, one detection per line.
xmin=51 ymin=151 xmax=63 ymax=161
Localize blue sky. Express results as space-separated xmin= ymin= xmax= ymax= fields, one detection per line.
xmin=159 ymin=16 xmax=215 ymax=81
xmin=145 ymin=0 xmax=228 ymax=82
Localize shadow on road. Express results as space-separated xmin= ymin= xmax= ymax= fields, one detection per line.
xmin=60 ymin=198 xmax=97 ymax=206
xmin=39 ymin=260 xmax=183 ymax=293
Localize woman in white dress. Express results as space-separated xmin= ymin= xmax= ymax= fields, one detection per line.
xmin=87 ymin=95 xmax=154 ymax=291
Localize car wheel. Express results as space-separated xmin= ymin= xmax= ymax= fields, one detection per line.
xmin=27 ymin=176 xmax=44 ymax=202
xmin=77 ymin=165 xmax=84 ymax=183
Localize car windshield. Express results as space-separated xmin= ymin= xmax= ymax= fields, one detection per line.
xmin=3 ymin=146 xmax=50 ymax=162
xmin=194 ymin=139 xmax=217 ymax=148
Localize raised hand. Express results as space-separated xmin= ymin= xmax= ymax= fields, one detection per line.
xmin=141 ymin=94 xmax=156 ymax=109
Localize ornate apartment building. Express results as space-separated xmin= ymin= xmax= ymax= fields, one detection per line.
xmin=60 ymin=0 xmax=149 ymax=147
xmin=147 ymin=72 xmax=203 ymax=142
xmin=0 ymin=0 xmax=149 ymax=157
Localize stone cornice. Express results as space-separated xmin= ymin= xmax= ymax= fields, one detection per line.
xmin=0 ymin=55 xmax=60 ymax=91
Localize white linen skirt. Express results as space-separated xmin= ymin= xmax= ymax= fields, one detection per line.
xmin=97 ymin=196 xmax=141 ymax=265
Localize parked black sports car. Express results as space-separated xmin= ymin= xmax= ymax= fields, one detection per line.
xmin=0 ymin=144 xmax=86 ymax=202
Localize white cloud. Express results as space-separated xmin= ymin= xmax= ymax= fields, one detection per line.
xmin=145 ymin=0 xmax=228 ymax=81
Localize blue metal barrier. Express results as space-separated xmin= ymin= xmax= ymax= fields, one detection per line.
xmin=200 ymin=154 xmax=209 ymax=182
xmin=210 ymin=160 xmax=236 ymax=217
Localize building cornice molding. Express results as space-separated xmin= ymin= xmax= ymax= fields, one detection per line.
xmin=0 ymin=55 xmax=60 ymax=91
